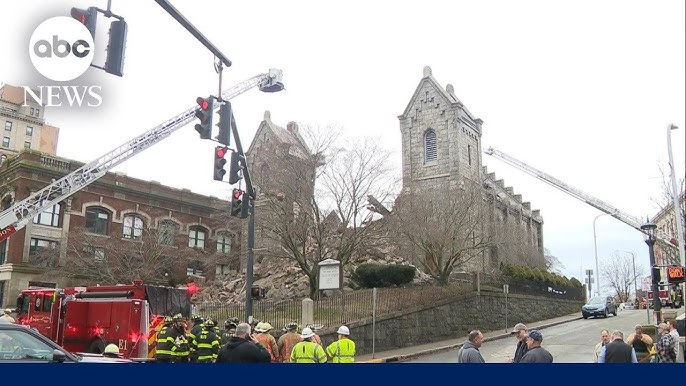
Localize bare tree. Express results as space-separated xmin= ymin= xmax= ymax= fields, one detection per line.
xmin=257 ymin=126 xmax=399 ymax=298
xmin=544 ymin=248 xmax=565 ymax=274
xmin=37 ymin=225 xmax=217 ymax=287
xmin=651 ymin=163 xmax=685 ymax=265
xmin=390 ymin=179 xmax=492 ymax=285
xmin=600 ymin=251 xmax=645 ymax=302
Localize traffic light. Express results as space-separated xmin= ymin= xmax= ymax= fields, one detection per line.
xmin=213 ymin=146 xmax=228 ymax=181
xmin=231 ymin=189 xmax=251 ymax=219
xmin=228 ymin=151 xmax=244 ymax=184
xmin=217 ymin=102 xmax=232 ymax=146
xmin=195 ymin=96 xmax=214 ymax=139
xmin=104 ymin=20 xmax=128 ymax=77
xmin=652 ymin=266 xmax=661 ymax=282
xmin=71 ymin=7 xmax=98 ymax=39
xmin=250 ymin=285 xmax=264 ymax=300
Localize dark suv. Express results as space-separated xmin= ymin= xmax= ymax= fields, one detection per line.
xmin=582 ymin=296 xmax=618 ymax=318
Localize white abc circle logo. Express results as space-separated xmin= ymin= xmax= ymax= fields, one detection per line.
xmin=29 ymin=17 xmax=95 ymax=82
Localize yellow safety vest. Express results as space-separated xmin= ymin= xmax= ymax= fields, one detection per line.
xmin=290 ymin=341 xmax=327 ymax=363
xmin=326 ymin=338 xmax=356 ymax=363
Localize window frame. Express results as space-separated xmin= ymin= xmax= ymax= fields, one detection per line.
xmin=188 ymin=227 xmax=206 ymax=249
xmin=33 ymin=203 xmax=61 ymax=227
xmin=216 ymin=232 xmax=233 ymax=254
xmin=2 ymin=137 xmax=9 ymax=148
xmin=85 ymin=207 xmax=111 ymax=235
xmin=26 ymin=126 xmax=33 ymax=136
xmin=122 ymin=214 xmax=144 ymax=240
xmin=424 ymin=129 xmax=437 ymax=164
xmin=4 ymin=121 xmax=11 ymax=131
xmin=158 ymin=220 xmax=179 ymax=246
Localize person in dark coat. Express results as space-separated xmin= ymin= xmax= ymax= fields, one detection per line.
xmin=216 ymin=322 xmax=271 ymax=363
xmin=520 ymin=330 xmax=553 ymax=363
xmin=598 ymin=330 xmax=638 ymax=363
xmin=509 ymin=323 xmax=529 ymax=363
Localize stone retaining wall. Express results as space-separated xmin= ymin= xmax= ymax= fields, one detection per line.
xmin=317 ymin=290 xmax=583 ymax=355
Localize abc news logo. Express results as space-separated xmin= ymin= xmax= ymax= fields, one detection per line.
xmin=25 ymin=16 xmax=101 ymax=107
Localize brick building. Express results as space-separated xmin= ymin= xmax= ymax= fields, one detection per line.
xmin=398 ymin=66 xmax=544 ymax=273
xmin=0 ymin=150 xmax=240 ymax=308
xmin=0 ymin=83 xmax=59 ymax=158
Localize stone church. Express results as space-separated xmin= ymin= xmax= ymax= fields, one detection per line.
xmin=398 ymin=66 xmax=544 ymax=273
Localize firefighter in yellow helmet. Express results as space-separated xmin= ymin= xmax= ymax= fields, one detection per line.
xmin=192 ymin=318 xmax=220 ymax=363
xmin=325 ymin=325 xmax=356 ymax=363
xmin=253 ymin=322 xmax=279 ymax=362
xmin=290 ymin=327 xmax=327 ymax=363
xmin=170 ymin=313 xmax=190 ymax=362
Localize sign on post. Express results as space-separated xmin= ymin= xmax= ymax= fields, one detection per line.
xmin=667 ymin=265 xmax=685 ymax=284
xmin=318 ymin=259 xmax=341 ymax=290
xmin=503 ymin=284 xmax=509 ymax=294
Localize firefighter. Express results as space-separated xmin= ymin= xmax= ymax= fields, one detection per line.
xmin=290 ymin=327 xmax=327 ymax=363
xmin=154 ymin=316 xmax=175 ymax=363
xmin=254 ymin=322 xmax=279 ymax=362
xmin=170 ymin=313 xmax=190 ymax=363
xmin=325 ymin=325 xmax=356 ymax=363
xmin=192 ymin=318 xmax=220 ymax=363
xmin=277 ymin=322 xmax=302 ymax=363
xmin=220 ymin=317 xmax=238 ymax=346
xmin=188 ymin=314 xmax=204 ymax=362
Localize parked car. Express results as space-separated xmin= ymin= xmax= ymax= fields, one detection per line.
xmin=0 ymin=323 xmax=132 ymax=363
xmin=582 ymin=296 xmax=617 ymax=319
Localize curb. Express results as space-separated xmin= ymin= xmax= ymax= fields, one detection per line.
xmin=360 ymin=315 xmax=583 ymax=363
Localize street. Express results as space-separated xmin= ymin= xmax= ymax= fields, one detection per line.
xmin=407 ymin=308 xmax=683 ymax=363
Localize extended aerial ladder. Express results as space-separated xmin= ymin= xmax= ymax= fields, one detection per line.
xmin=0 ymin=69 xmax=284 ymax=241
xmin=484 ymin=146 xmax=679 ymax=250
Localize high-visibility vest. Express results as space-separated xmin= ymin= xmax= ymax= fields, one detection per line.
xmin=290 ymin=341 xmax=327 ymax=363
xmin=326 ymin=338 xmax=356 ymax=363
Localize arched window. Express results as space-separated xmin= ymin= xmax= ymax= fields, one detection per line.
xmin=85 ymin=207 xmax=110 ymax=235
xmin=123 ymin=214 xmax=144 ymax=240
xmin=216 ymin=232 xmax=233 ymax=254
xmin=424 ymin=129 xmax=437 ymax=163
xmin=188 ymin=226 xmax=207 ymax=249
xmin=158 ymin=220 xmax=179 ymax=246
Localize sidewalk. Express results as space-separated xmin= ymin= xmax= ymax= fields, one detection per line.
xmin=357 ymin=313 xmax=583 ymax=363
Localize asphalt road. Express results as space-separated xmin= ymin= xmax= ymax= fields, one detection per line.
xmin=407 ymin=308 xmax=679 ymax=363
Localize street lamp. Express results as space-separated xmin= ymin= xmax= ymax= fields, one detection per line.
xmin=593 ymin=213 xmax=612 ymax=296
xmin=641 ymin=220 xmax=662 ymax=323
xmin=667 ymin=124 xmax=686 ymax=313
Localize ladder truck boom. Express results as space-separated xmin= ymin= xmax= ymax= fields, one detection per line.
xmin=484 ymin=146 xmax=678 ymax=250
xmin=0 ymin=69 xmax=284 ymax=238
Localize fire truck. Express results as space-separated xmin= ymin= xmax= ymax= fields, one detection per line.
xmin=15 ymin=280 xmax=191 ymax=359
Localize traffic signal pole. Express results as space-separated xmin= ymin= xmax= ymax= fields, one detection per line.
xmin=226 ymin=110 xmax=257 ymax=324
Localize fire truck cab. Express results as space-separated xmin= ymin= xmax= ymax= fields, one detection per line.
xmin=15 ymin=280 xmax=190 ymax=359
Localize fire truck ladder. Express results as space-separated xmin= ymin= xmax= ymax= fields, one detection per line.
xmin=0 ymin=69 xmax=284 ymax=237
xmin=484 ymin=146 xmax=678 ymax=250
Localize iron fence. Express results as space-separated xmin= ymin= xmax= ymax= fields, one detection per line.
xmin=194 ymin=298 xmax=301 ymax=330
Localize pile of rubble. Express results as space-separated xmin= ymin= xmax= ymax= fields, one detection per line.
xmin=193 ymin=248 xmax=433 ymax=303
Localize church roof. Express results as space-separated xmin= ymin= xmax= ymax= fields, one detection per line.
xmin=398 ymin=66 xmax=480 ymax=124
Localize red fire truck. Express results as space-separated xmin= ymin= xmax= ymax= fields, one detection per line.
xmin=15 ymin=280 xmax=191 ymax=359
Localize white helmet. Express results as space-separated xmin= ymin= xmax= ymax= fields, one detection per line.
xmin=337 ymin=325 xmax=350 ymax=335
xmin=103 ymin=344 xmax=120 ymax=356
xmin=300 ymin=327 xmax=315 ymax=339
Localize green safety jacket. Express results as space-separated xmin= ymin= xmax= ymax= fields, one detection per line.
xmin=326 ymin=338 xmax=356 ymax=363
xmin=290 ymin=341 xmax=327 ymax=363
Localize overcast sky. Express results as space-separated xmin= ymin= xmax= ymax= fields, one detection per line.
xmin=1 ymin=0 xmax=684 ymax=289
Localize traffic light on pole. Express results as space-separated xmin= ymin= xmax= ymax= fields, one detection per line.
xmin=228 ymin=151 xmax=244 ymax=184
xmin=71 ymin=7 xmax=98 ymax=39
xmin=230 ymin=189 xmax=251 ymax=219
xmin=213 ymin=146 xmax=228 ymax=181
xmin=104 ymin=20 xmax=128 ymax=77
xmin=195 ymin=96 xmax=214 ymax=139
xmin=217 ymin=102 xmax=232 ymax=146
